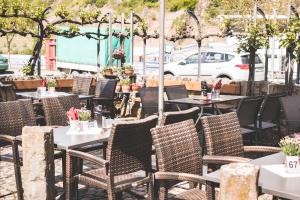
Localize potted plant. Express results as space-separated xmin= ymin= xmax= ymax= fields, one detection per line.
xmin=47 ymin=79 xmax=57 ymax=93
xmin=131 ymin=83 xmax=141 ymax=91
xmin=102 ymin=66 xmax=113 ymax=76
xmin=279 ymin=136 xmax=300 ymax=173
xmin=120 ymin=78 xmax=131 ymax=92
xmin=77 ymin=108 xmax=92 ymax=131
xmin=124 ymin=64 xmax=134 ymax=76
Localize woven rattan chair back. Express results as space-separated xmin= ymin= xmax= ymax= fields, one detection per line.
xmin=160 ymin=107 xmax=200 ymax=131
xmin=106 ymin=115 xmax=158 ymax=176
xmin=236 ymin=96 xmax=264 ymax=127
xmin=165 ymin=85 xmax=188 ymax=100
xmin=72 ymin=76 xmax=93 ymax=95
xmin=280 ymin=95 xmax=300 ymax=132
xmin=58 ymin=94 xmax=81 ymax=111
xmin=0 ymin=84 xmax=16 ymax=102
xmin=201 ymin=112 xmax=244 ymax=157
xmin=94 ymin=78 xmax=117 ymax=99
xmin=42 ymin=97 xmax=68 ymax=126
xmin=259 ymin=93 xmax=286 ymax=123
xmin=151 ymin=119 xmax=202 ymax=175
xmin=0 ymin=101 xmax=23 ymax=139
xmin=139 ymin=87 xmax=159 ymax=117
xmin=18 ymin=99 xmax=36 ymax=126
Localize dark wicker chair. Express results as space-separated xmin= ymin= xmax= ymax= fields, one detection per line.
xmin=72 ymin=76 xmax=93 ymax=95
xmin=139 ymin=87 xmax=160 ymax=118
xmin=66 ymin=115 xmax=158 ymax=200
xmin=247 ymin=93 xmax=286 ymax=145
xmin=236 ymin=96 xmax=264 ymax=144
xmin=0 ymin=83 xmax=16 ymax=102
xmin=58 ymin=94 xmax=81 ymax=111
xmin=42 ymin=97 xmax=68 ymax=126
xmin=201 ymin=112 xmax=280 ymax=166
xmin=280 ymin=95 xmax=300 ymax=135
xmin=165 ymin=85 xmax=190 ymax=111
xmin=0 ymin=99 xmax=36 ymax=200
xmin=151 ymin=119 xmax=236 ymax=199
xmin=93 ymin=78 xmax=117 ymax=118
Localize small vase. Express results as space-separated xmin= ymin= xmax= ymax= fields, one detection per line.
xmin=69 ymin=120 xmax=79 ymax=130
xmin=80 ymin=121 xmax=89 ymax=132
xmin=285 ymin=156 xmax=300 ymax=173
xmin=48 ymin=87 xmax=55 ymax=94
xmin=215 ymin=89 xmax=220 ymax=99
xmin=207 ymin=92 xmax=212 ymax=100
xmin=121 ymin=85 xmax=130 ymax=93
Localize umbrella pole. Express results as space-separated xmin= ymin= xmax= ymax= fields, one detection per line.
xmin=158 ymin=0 xmax=165 ymax=121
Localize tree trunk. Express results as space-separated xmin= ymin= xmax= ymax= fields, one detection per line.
xmin=264 ymin=47 xmax=268 ymax=81
xmin=296 ymin=53 xmax=300 ymax=84
xmin=247 ymin=48 xmax=256 ymax=96
xmin=27 ymin=38 xmax=43 ymax=75
xmin=285 ymin=48 xmax=295 ymax=95
xmin=6 ymin=34 xmax=15 ymax=68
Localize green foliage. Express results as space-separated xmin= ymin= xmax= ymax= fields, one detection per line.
xmin=77 ymin=109 xmax=91 ymax=121
xmin=279 ymin=17 xmax=300 ymax=59
xmin=237 ymin=23 xmax=269 ymax=53
xmin=85 ymin=0 xmax=107 ymax=7
xmin=120 ymin=77 xmax=131 ymax=86
xmin=22 ymin=64 xmax=33 ymax=75
xmin=279 ymin=136 xmax=300 ymax=156
xmin=167 ymin=0 xmax=197 ymax=12
xmin=171 ymin=14 xmax=189 ymax=35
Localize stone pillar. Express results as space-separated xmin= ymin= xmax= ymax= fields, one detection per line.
xmin=219 ymin=163 xmax=259 ymax=200
xmin=22 ymin=126 xmax=55 ymax=200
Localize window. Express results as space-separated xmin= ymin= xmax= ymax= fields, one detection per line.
xmin=204 ymin=52 xmax=225 ymax=63
xmin=185 ymin=53 xmax=206 ymax=64
xmin=225 ymin=54 xmax=234 ymax=61
xmin=241 ymin=55 xmax=263 ymax=64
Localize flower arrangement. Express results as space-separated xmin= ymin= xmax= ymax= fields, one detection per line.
xmin=279 ymin=136 xmax=300 ymax=156
xmin=22 ymin=65 xmax=33 ymax=75
xmin=214 ymin=79 xmax=222 ymax=90
xmin=120 ymin=78 xmax=131 ymax=86
xmin=124 ymin=64 xmax=133 ymax=70
xmin=67 ymin=107 xmax=78 ymax=121
xmin=112 ymin=48 xmax=125 ymax=60
xmin=40 ymin=79 xmax=47 ymax=87
xmin=67 ymin=107 xmax=91 ymax=121
xmin=124 ymin=64 xmax=134 ymax=76
xmin=47 ymin=78 xmax=57 ymax=88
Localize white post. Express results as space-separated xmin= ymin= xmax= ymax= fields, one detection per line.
xmin=130 ymin=12 xmax=134 ymax=65
xmin=158 ymin=0 xmax=165 ymax=121
xmin=108 ymin=12 xmax=113 ymax=66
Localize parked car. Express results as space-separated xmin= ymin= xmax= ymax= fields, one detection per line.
xmin=164 ymin=50 xmax=264 ymax=81
xmin=0 ymin=55 xmax=8 ymax=72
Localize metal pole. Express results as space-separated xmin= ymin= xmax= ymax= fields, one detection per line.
xmin=108 ymin=12 xmax=113 ymax=66
xmin=271 ymin=8 xmax=276 ymax=81
xmin=198 ymin=41 xmax=201 ymax=79
xmin=97 ymin=22 xmax=101 ymax=72
xmin=130 ymin=12 xmax=134 ymax=65
xmin=158 ymin=0 xmax=165 ymax=120
xmin=143 ymin=38 xmax=146 ymax=75
xmin=37 ymin=25 xmax=41 ymax=75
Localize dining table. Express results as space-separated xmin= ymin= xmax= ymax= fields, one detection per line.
xmin=203 ymin=152 xmax=300 ymax=200
xmin=16 ymin=91 xmax=94 ymax=101
xmin=165 ymin=94 xmax=245 ymax=115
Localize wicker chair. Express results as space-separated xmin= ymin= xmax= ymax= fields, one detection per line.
xmin=247 ymin=93 xmax=286 ymax=145
xmin=280 ymin=95 xmax=300 ymax=134
xmin=72 ymin=76 xmax=93 ymax=95
xmin=151 ymin=119 xmax=217 ymax=200
xmin=93 ymin=78 xmax=117 ymax=118
xmin=58 ymin=94 xmax=81 ymax=111
xmin=66 ymin=115 xmax=158 ymax=200
xmin=42 ymin=97 xmax=68 ymax=126
xmin=164 ymin=85 xmax=190 ymax=111
xmin=0 ymin=83 xmax=16 ymax=102
xmin=236 ymin=96 xmax=264 ymax=144
xmin=201 ymin=112 xmax=280 ymax=166
xmin=0 ymin=99 xmax=36 ymax=200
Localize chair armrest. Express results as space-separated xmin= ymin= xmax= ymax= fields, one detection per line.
xmin=244 ymin=146 xmax=281 ymax=154
xmin=203 ymin=155 xmax=251 ymax=165
xmin=0 ymin=135 xmax=16 ymax=143
xmin=66 ymin=149 xmax=108 ymax=167
xmin=155 ymin=171 xmax=206 ymax=185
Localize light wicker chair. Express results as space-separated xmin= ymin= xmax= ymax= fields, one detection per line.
xmin=72 ymin=76 xmax=93 ymax=95
xmin=151 ymin=119 xmax=209 ymax=200
xmin=42 ymin=97 xmax=68 ymax=126
xmin=201 ymin=112 xmax=280 ymax=165
xmin=66 ymin=115 xmax=158 ymax=200
xmin=0 ymin=99 xmax=36 ymax=200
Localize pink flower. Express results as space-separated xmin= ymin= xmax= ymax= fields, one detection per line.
xmin=66 ymin=107 xmax=78 ymax=121
xmin=40 ymin=80 xmax=46 ymax=87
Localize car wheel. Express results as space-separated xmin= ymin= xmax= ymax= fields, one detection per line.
xmin=164 ymin=72 xmax=174 ymax=78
